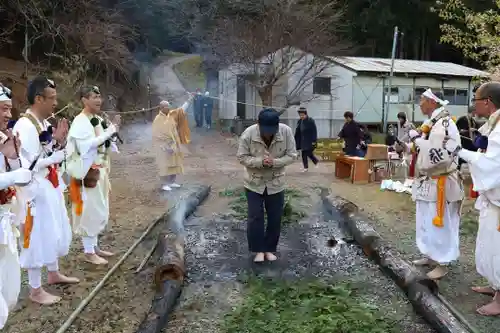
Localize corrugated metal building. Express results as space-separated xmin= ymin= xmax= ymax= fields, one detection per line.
xmin=218 ymin=53 xmax=489 ymax=138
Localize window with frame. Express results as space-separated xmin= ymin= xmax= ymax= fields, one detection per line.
xmin=313 ymin=77 xmax=331 ymax=95
xmin=455 ymin=89 xmax=468 ymax=105
xmin=443 ymin=88 xmax=456 ymax=104
xmin=414 ymin=87 xmax=427 ymax=104
xmin=384 ymin=87 xmax=399 ymax=103
xmin=397 ymin=86 xmax=413 ymax=103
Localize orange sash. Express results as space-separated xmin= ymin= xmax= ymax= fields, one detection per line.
xmin=69 ymin=178 xmax=83 ymax=216
xmin=23 ymin=204 xmax=33 ymax=248
xmin=47 ymin=165 xmax=59 ymax=188
xmin=431 ymin=175 xmax=447 ymax=228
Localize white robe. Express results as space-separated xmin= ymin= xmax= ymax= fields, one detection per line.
xmin=67 ymin=113 xmax=112 ymax=237
xmin=412 ymin=108 xmax=463 ymax=264
xmin=458 ymin=109 xmax=500 ymax=289
xmin=0 ymin=156 xmax=22 ymax=329
xmin=12 ymin=111 xmax=72 ymax=269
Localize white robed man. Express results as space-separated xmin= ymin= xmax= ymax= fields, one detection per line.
xmin=408 ymin=89 xmax=463 ymax=280
xmin=443 ymin=81 xmax=500 ymax=316
xmin=66 ymin=86 xmax=121 ymax=265
xmin=0 ymin=84 xmax=33 ymax=328
xmin=12 ymin=76 xmax=79 ymax=305
xmin=152 ymin=94 xmax=193 ymax=191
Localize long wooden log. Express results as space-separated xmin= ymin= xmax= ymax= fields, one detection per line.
xmin=135 ymin=185 xmax=211 ymax=333
xmin=322 ymin=193 xmax=475 ymax=333
xmin=154 ymin=234 xmax=185 ymax=290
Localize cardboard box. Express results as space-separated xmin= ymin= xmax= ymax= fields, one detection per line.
xmin=365 ymin=144 xmax=388 ymax=160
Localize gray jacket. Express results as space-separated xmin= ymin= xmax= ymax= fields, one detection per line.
xmin=237 ymin=123 xmax=297 ymax=194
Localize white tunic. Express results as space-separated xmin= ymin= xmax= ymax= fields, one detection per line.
xmin=412 ymin=108 xmax=463 ymax=264
xmin=12 ymin=110 xmax=72 ymax=268
xmin=67 ymin=113 xmax=112 ymax=237
xmin=458 ymin=109 xmax=500 ymax=289
xmin=0 ymin=157 xmax=22 ymax=329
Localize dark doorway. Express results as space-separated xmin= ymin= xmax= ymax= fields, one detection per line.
xmin=236 ymin=75 xmax=246 ymax=119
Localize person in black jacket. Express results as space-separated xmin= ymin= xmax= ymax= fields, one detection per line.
xmin=358 ymin=124 xmax=372 ymax=157
xmin=338 ymin=111 xmax=363 ymax=156
xmin=294 ymin=107 xmax=318 ymax=171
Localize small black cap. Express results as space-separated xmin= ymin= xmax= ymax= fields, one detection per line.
xmin=258 ymin=108 xmax=280 ymax=135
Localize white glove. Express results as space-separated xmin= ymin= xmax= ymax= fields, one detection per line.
xmin=50 ymin=150 xmax=66 ymax=163
xmin=11 ymin=168 xmax=32 ymax=185
xmin=409 ymin=130 xmax=420 ymax=140
xmin=443 ymin=138 xmax=461 ymax=154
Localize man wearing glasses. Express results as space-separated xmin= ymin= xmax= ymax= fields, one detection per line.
xmin=443 ymin=81 xmax=500 ymax=316
xmin=0 ymin=84 xmax=33 ymax=327
xmin=12 ymin=76 xmax=79 ymax=305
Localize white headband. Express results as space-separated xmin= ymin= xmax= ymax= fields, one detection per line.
xmin=0 ymin=86 xmax=11 ymax=102
xmin=422 ymin=88 xmax=449 ymax=106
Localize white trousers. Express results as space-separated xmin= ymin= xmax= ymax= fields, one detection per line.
xmin=475 ymin=198 xmax=500 ymax=290
xmin=27 ymin=261 xmax=58 ymax=289
xmin=415 ymin=200 xmax=461 ymax=264
xmin=82 ymin=236 xmax=98 ymax=254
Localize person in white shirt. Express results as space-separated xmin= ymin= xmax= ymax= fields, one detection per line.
xmin=408 ymin=89 xmax=463 ymax=280
xmin=66 ymin=86 xmax=120 ymax=265
xmin=12 ymin=76 xmax=79 ymax=305
xmin=0 ymin=84 xmax=32 ymax=328
xmin=443 ymin=81 xmax=500 ymax=316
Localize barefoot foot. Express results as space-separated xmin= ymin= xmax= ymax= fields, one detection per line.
xmin=47 ymin=272 xmax=80 ymax=285
xmin=412 ymin=258 xmax=435 ymax=266
xmin=95 ymin=248 xmax=115 ymax=257
xmin=253 ymin=252 xmax=265 ymax=263
xmin=477 ymin=300 xmax=500 ymax=316
xmin=29 ymin=288 xmax=61 ymax=305
xmin=472 ymin=286 xmax=496 ymax=296
xmin=427 ymin=266 xmax=448 ymax=280
xmin=84 ymin=253 xmax=108 ymax=265
xmin=265 ymin=252 xmax=277 ymax=261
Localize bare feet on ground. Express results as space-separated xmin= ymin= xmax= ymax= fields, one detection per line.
xmin=412 ymin=258 xmax=435 ymax=266
xmin=472 ymin=286 xmax=496 ymax=296
xmin=253 ymin=252 xmax=265 ymax=263
xmin=265 ymin=252 xmax=277 ymax=261
xmin=96 ymin=248 xmax=115 ymax=257
xmin=426 ymin=266 xmax=448 ymax=280
xmin=29 ymin=288 xmax=61 ymax=305
xmin=85 ymin=253 xmax=108 ymax=265
xmin=477 ymin=294 xmax=500 ymax=316
xmin=47 ymin=271 xmax=80 ymax=285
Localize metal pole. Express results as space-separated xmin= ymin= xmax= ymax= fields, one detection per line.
xmin=384 ymin=26 xmax=399 ymax=133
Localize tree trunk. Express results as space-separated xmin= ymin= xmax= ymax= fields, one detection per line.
xmin=258 ymin=85 xmax=273 ymax=107
xmin=135 ymin=185 xmax=211 ymax=333
xmin=154 ymin=234 xmax=185 ymax=290
xmin=135 ymin=234 xmax=184 ymax=333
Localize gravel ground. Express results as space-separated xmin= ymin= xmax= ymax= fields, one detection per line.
xmin=329 ymin=178 xmax=498 ymax=332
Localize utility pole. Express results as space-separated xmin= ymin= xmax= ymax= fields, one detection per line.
xmin=383 ymin=26 xmax=399 ymax=133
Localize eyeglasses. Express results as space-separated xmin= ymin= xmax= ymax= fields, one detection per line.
xmin=0 ymin=85 xmax=12 ymax=99
xmin=472 ymin=97 xmax=489 ymax=103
